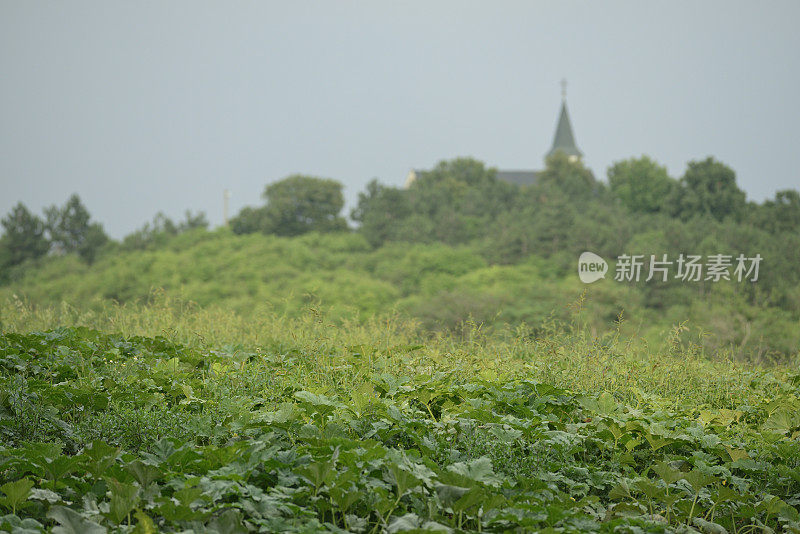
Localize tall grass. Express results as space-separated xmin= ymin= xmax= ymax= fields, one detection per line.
xmin=2 ymin=290 xmax=793 ymax=415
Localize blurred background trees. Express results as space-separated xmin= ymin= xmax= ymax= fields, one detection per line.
xmin=231 ymin=174 xmax=347 ymax=236
xmin=44 ymin=194 xmax=109 ymax=263
xmin=0 ymin=194 xmax=109 ymax=281
xmin=2 ymin=153 xmax=799 ymax=359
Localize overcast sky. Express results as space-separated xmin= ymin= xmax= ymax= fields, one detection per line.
xmin=2 ymin=1 xmax=799 ymax=238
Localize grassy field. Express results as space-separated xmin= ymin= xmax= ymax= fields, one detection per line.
xmin=1 ymin=295 xmax=798 ymax=533
xmin=3 ymin=229 xmax=799 ymax=363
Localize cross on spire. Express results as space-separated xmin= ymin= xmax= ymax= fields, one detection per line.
xmin=547 ymin=79 xmax=582 ymax=160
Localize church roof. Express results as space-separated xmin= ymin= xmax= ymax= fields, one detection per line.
xmin=496 ymin=170 xmax=539 ymax=186
xmin=405 ymin=83 xmax=581 ymax=189
xmin=547 ymin=101 xmax=582 ymax=158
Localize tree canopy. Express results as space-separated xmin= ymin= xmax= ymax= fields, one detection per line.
xmin=44 ymin=194 xmax=108 ymax=263
xmin=232 ymin=175 xmax=348 ymax=236
xmin=608 ymin=156 xmax=676 ymax=213
xmin=0 ymin=203 xmax=50 ymax=278
xmin=672 ymin=157 xmax=746 ymax=221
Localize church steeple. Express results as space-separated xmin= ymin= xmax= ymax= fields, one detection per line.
xmin=546 ymin=79 xmax=582 ymax=160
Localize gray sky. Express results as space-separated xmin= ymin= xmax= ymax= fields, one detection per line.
xmin=2 ymin=1 xmax=799 ymax=238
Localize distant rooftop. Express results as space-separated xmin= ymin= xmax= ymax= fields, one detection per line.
xmin=405 ymin=81 xmax=582 ymax=189
xmin=496 ymin=170 xmax=540 ymax=186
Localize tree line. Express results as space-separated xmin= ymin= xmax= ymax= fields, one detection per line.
xmin=0 ymin=195 xmax=108 ymax=279
xmin=223 ymin=154 xmax=799 ymax=247
xmin=228 ymin=153 xmax=800 ymax=313
xmin=3 ymin=153 xmax=799 ymax=311
xmin=0 ymin=194 xmax=207 ymax=283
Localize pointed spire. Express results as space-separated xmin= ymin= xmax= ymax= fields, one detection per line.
xmin=547 ymin=80 xmax=582 ymax=159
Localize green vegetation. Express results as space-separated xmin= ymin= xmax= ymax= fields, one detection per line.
xmin=1 ymin=228 xmax=797 ymax=360
xmin=231 ymin=175 xmax=348 ymax=236
xmin=1 ymin=153 xmax=799 ymax=531
xmin=0 ymin=297 xmax=799 ymax=532
xmin=0 ymin=195 xmax=108 ymax=282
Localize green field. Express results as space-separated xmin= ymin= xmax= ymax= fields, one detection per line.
xmin=1 ymin=293 xmax=799 ymax=533
xmin=3 ymin=228 xmax=799 ymax=363
xmin=2 ymin=154 xmax=800 ymax=531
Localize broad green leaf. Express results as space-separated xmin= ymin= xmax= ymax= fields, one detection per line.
xmin=106 ymin=479 xmax=139 ymax=525
xmin=446 ymin=457 xmax=500 ymax=487
xmin=764 ymin=409 xmax=799 ymax=435
xmin=124 ymin=461 xmax=162 ymax=487
xmin=29 ymin=487 xmax=61 ymax=504
xmin=133 ymin=509 xmax=157 ymax=534
xmin=726 ymin=447 xmax=750 ymax=462
xmin=604 ymin=420 xmax=625 ymax=441
xmin=42 ymin=456 xmax=80 ymax=482
xmin=256 ymin=402 xmax=296 ymax=423
xmin=452 ymin=487 xmax=485 ymax=513
xmin=174 ymin=487 xmax=205 ymax=507
xmin=692 ymin=517 xmax=728 ymax=534
xmin=329 ymin=486 xmax=362 ymax=512
xmin=0 ymin=478 xmax=33 ymax=513
xmin=294 ymin=391 xmax=338 ymax=407
xmin=0 ymin=514 xmax=44 ymax=533
xmin=434 ymin=484 xmax=470 ymax=507
xmin=488 ymin=424 xmax=523 ymax=443
xmin=651 ymin=462 xmax=682 ymax=485
xmin=388 ymin=464 xmax=421 ymax=496
xmin=387 ymin=513 xmax=421 ymax=533
xmin=207 ymin=509 xmax=248 ymax=534
xmin=298 ymin=460 xmax=334 ymax=490
xmin=608 ymin=480 xmax=633 ymax=500
xmin=634 ymin=478 xmax=663 ymax=500
xmin=683 ymin=470 xmax=718 ymax=493
xmin=596 ymin=392 xmax=619 ymax=414
xmin=47 ymin=505 xmax=107 ymax=534
xmin=644 ymin=433 xmax=673 ymax=451
xmin=350 ymin=382 xmax=375 ymax=416
xmin=82 ymin=441 xmax=119 ymax=477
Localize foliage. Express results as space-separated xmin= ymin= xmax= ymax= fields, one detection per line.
xmin=1 ymin=228 xmax=798 ymax=359
xmin=608 ymin=156 xmax=677 ymax=214
xmin=351 ymin=179 xmax=412 ymax=248
xmin=232 ymin=175 xmax=348 ymax=236
xmin=2 ymin=155 xmax=799 ymax=361
xmin=230 ymin=205 xmax=271 ymax=236
xmin=0 ymin=317 xmax=798 ymax=532
xmin=354 ymin=158 xmax=518 ymax=246
xmin=749 ymin=189 xmax=800 ymax=234
xmin=672 ymin=158 xmax=747 ymax=222
xmin=121 ymin=211 xmax=208 ymax=251
xmin=263 ymin=174 xmax=348 ymax=236
xmin=44 ymin=195 xmax=109 ymax=264
xmin=0 ymin=204 xmax=50 ymax=279
xmin=536 ymin=151 xmax=599 ymax=201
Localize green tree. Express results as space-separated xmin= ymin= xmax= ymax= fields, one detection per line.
xmin=122 ymin=210 xmax=208 ymax=250
xmin=750 ymin=189 xmax=800 ymax=234
xmin=261 ymin=175 xmax=348 ymax=236
xmin=0 ymin=203 xmax=50 ymax=280
xmin=404 ymin=158 xmax=517 ymax=245
xmin=230 ymin=206 xmax=270 ymax=235
xmin=672 ymin=157 xmax=746 ymax=221
xmin=177 ymin=210 xmax=208 ymax=232
xmin=536 ymin=152 xmax=598 ymax=201
xmin=45 ymin=194 xmax=108 ymax=263
xmin=607 ymin=156 xmax=677 ymax=213
xmin=351 ymin=179 xmax=411 ymax=247
xmin=408 ymin=158 xmax=515 ymax=219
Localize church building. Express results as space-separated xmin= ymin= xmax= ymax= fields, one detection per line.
xmin=405 ymin=82 xmax=582 ymax=188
